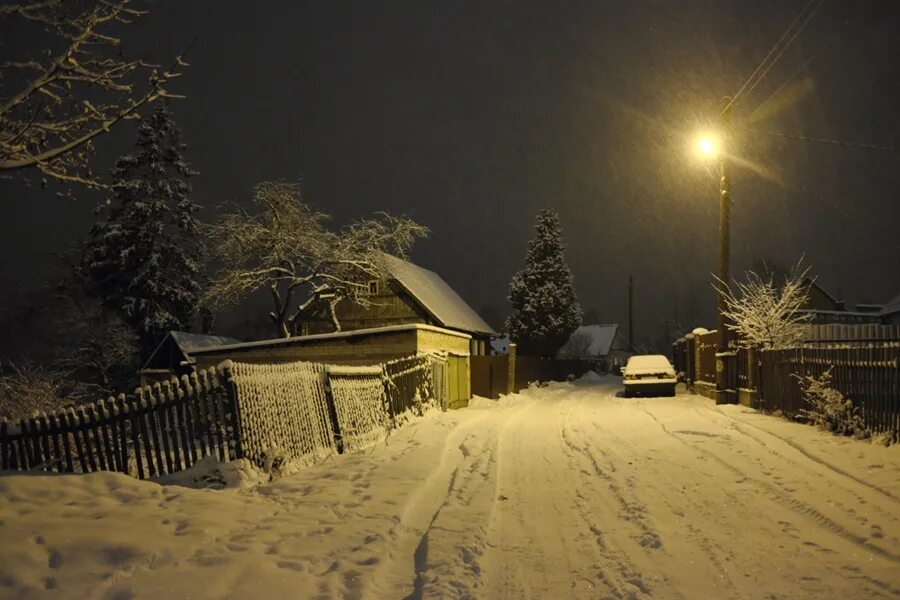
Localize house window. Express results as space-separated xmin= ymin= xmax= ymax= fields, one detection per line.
xmin=368 ymin=280 xmax=379 ymax=295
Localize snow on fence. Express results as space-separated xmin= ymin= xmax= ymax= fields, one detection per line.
xmin=0 ymin=367 xmax=240 ymax=479
xmin=224 ymin=360 xmax=335 ymax=468
xmin=0 ymin=354 xmax=443 ymax=479
xmin=759 ymin=344 xmax=900 ymax=441
xmin=326 ymin=366 xmax=388 ymax=453
xmin=382 ymin=355 xmax=437 ymax=417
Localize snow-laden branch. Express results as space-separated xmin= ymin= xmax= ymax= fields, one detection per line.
xmin=204 ymin=181 xmax=429 ymax=338
xmin=0 ymin=0 xmax=189 ymax=191
xmin=713 ymin=260 xmax=813 ymax=349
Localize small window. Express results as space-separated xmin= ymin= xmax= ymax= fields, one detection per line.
xmin=368 ymin=280 xmax=379 ymax=295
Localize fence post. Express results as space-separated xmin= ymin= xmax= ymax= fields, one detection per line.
xmin=507 ymin=343 xmax=517 ymax=395
xmin=323 ymin=373 xmax=344 ymax=454
xmin=219 ymin=361 xmax=245 ymax=461
xmin=746 ymin=346 xmax=759 ymax=409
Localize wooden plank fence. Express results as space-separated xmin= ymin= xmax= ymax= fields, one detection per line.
xmin=759 ymin=344 xmax=900 ymax=440
xmin=0 ymin=366 xmax=240 ymax=479
xmin=383 ymin=354 xmax=436 ymax=418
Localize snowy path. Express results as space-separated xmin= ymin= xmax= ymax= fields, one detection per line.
xmin=2 ymin=378 xmax=899 ymax=599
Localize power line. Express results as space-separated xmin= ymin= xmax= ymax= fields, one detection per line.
xmin=769 ymin=162 xmax=900 ymax=253
xmin=747 ymin=54 xmax=816 ymax=121
xmin=723 ymin=0 xmax=826 ymax=115
xmin=739 ymin=0 xmax=825 ymax=105
xmin=742 ymin=127 xmax=898 ymax=152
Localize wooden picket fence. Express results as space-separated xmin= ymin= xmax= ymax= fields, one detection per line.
xmin=0 ymin=354 xmax=445 ymax=479
xmin=0 ymin=366 xmax=240 ymax=479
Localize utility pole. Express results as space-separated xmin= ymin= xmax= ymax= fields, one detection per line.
xmin=715 ymin=99 xmax=737 ymax=404
xmin=628 ymin=275 xmax=634 ymax=353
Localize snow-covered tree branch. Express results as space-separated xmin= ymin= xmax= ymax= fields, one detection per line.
xmin=714 ymin=261 xmax=812 ymax=349
xmin=0 ymin=0 xmax=188 ymax=191
xmin=204 ymin=182 xmax=429 ymax=338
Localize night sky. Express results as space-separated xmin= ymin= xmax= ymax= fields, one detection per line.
xmin=3 ymin=0 xmax=899 ymax=344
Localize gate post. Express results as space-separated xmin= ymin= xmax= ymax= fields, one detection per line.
xmin=507 ymin=343 xmax=517 ymax=395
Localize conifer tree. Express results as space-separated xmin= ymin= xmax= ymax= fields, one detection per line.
xmin=81 ymin=103 xmax=202 ymax=358
xmin=506 ymin=209 xmax=582 ymax=357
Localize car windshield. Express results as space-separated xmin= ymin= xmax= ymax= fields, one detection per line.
xmin=626 ymin=355 xmax=672 ymax=371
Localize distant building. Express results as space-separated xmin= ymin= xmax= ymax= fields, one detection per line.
xmin=557 ymin=324 xmax=637 ymax=370
xmin=299 ymin=253 xmax=496 ymax=356
xmin=880 ymin=293 xmax=900 ymax=325
xmin=796 ymin=279 xmax=883 ymax=325
xmin=140 ymin=331 xmax=241 ymax=384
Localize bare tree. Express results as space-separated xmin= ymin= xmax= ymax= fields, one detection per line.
xmin=0 ymin=1 xmax=187 ymax=190
xmin=715 ymin=262 xmax=812 ymax=349
xmin=204 ymin=182 xmax=429 ymax=338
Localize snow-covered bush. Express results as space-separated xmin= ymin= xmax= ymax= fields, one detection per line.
xmin=0 ymin=363 xmax=72 ymax=421
xmin=796 ymin=367 xmax=869 ymax=439
xmin=715 ymin=261 xmax=812 ymax=349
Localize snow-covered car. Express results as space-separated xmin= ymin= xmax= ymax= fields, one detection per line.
xmin=622 ymin=354 xmax=677 ymax=397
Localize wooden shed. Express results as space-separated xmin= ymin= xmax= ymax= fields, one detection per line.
xmin=182 ymin=324 xmax=473 ymax=409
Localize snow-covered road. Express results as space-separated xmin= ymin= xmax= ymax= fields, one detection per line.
xmin=2 ymin=377 xmax=899 ymax=599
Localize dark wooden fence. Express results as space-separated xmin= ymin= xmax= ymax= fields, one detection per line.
xmin=0 ymin=367 xmax=240 ymax=479
xmin=471 ymin=354 xmax=594 ymax=398
xmin=673 ymin=326 xmax=900 ymax=441
xmin=759 ymin=345 xmax=900 ymax=439
xmin=515 ymin=357 xmax=593 ymax=391
xmin=470 ymin=355 xmax=509 ymax=399
xmin=695 ymin=330 xmax=719 ymax=385
xmin=383 ymin=355 xmax=436 ymax=417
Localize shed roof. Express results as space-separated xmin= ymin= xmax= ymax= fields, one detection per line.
xmin=558 ymin=324 xmax=619 ymax=358
xmin=188 ymin=323 xmax=471 ymax=356
xmin=170 ymin=331 xmax=242 ymax=354
xmin=881 ymin=292 xmax=900 ymax=317
xmin=382 ymin=254 xmax=496 ymax=336
xmin=142 ymin=331 xmax=242 ymax=371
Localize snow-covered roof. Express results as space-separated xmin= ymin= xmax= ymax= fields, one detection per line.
xmin=189 ymin=323 xmax=471 ymax=355
xmin=381 ymin=254 xmax=496 ymax=336
xmin=170 ymin=331 xmax=242 ymax=354
xmin=142 ymin=331 xmax=243 ymax=371
xmin=880 ymin=292 xmax=900 ymax=317
xmin=558 ymin=324 xmax=619 ymax=358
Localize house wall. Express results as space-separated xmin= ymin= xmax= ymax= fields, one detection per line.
xmin=192 ymin=329 xmax=420 ymax=370
xmin=802 ymin=283 xmax=840 ymax=311
xmin=303 ymin=281 xmax=430 ymax=335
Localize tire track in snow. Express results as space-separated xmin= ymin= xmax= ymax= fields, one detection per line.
xmin=704 ymin=404 xmax=899 ymax=504
xmin=364 ymin=411 xmax=496 ymax=598
xmin=566 ymin=405 xmax=742 ymax=598
xmin=479 ymin=394 xmax=621 ymax=599
xmin=641 ymin=405 xmax=900 ymax=565
xmin=689 ymin=405 xmax=900 ymax=551
xmin=558 ymin=414 xmax=661 ymax=598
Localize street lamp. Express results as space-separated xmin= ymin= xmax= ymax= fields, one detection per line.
xmin=695 ymin=102 xmax=737 ymax=405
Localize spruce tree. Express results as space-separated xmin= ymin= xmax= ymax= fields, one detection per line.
xmin=82 ymin=103 xmax=202 ymax=358
xmin=506 ymin=209 xmax=582 ymax=357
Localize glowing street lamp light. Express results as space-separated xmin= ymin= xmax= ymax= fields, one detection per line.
xmin=697 ymin=136 xmax=718 ymax=158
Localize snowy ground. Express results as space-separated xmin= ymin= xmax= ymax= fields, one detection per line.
xmin=2 ymin=377 xmax=899 ymax=599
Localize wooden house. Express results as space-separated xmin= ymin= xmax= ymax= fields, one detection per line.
xmin=300 ymin=253 xmax=496 ymax=355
